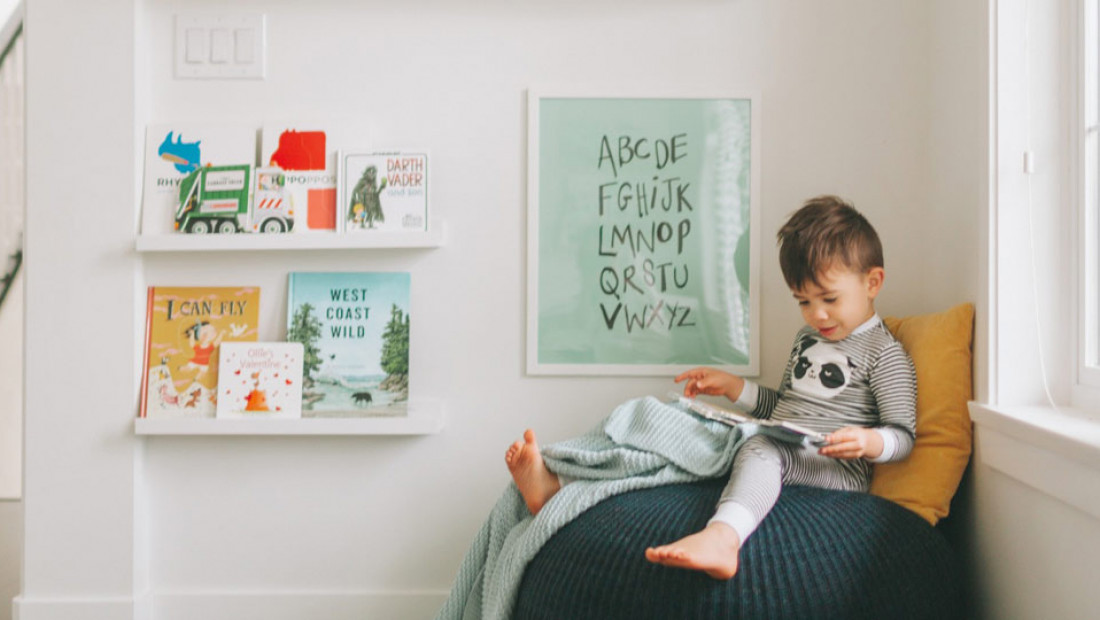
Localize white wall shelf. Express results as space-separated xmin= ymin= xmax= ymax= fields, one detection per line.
xmin=136 ymin=223 xmax=446 ymax=252
xmin=135 ymin=398 xmax=445 ymax=436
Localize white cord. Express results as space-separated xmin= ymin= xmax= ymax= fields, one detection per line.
xmin=1023 ymin=0 xmax=1061 ymax=411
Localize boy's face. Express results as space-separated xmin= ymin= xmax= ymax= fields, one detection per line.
xmin=792 ymin=266 xmax=884 ymax=341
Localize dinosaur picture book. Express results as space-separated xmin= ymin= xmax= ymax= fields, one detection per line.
xmin=215 ymin=341 xmax=305 ymax=419
xmin=140 ymin=123 xmax=257 ymax=235
xmin=140 ymin=286 xmax=261 ymax=419
xmin=337 ymin=151 xmax=428 ymax=233
xmin=286 ymin=272 xmax=410 ymax=417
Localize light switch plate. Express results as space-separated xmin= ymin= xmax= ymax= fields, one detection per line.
xmin=175 ymin=13 xmax=266 ymax=79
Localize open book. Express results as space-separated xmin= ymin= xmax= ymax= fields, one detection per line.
xmin=669 ymin=393 xmax=830 ymax=447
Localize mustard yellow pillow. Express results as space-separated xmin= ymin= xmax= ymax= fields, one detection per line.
xmin=870 ymin=303 xmax=974 ymax=525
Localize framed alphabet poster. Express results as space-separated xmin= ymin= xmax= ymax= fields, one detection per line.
xmin=527 ymin=92 xmax=760 ymax=376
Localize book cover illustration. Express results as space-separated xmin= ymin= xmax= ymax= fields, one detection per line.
xmin=338 ymin=151 xmax=428 ymax=233
xmin=286 ymin=272 xmax=410 ymax=417
xmin=141 ymin=124 xmax=257 ymax=235
xmin=260 ymin=125 xmax=338 ymax=233
xmin=174 ymin=164 xmax=295 ymax=234
xmin=215 ymin=342 xmax=304 ymax=419
xmin=140 ymin=286 xmax=260 ymax=419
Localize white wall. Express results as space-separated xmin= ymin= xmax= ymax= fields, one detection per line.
xmin=19 ymin=1 xmax=989 ymax=618
xmin=926 ymin=0 xmax=989 ymax=395
xmin=0 ymin=270 xmax=20 ymax=500
xmin=0 ymin=2 xmax=23 ymax=619
xmin=21 ymin=0 xmax=142 ymax=616
xmin=0 ymin=273 xmax=21 ymax=620
xmin=0 ymin=500 xmax=19 ymax=620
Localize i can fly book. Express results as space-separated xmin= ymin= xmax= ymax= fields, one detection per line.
xmin=338 ymin=151 xmax=428 ymax=233
xmin=140 ymin=286 xmax=261 ymax=419
xmin=216 ymin=342 xmax=305 ymax=419
xmin=286 ymin=272 xmax=410 ymax=417
xmin=260 ymin=125 xmax=338 ymax=233
xmin=141 ymin=124 xmax=257 ymax=235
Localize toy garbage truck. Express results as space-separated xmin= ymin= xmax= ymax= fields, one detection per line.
xmin=174 ymin=164 xmax=295 ymax=234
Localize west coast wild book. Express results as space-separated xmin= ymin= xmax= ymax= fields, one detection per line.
xmin=216 ymin=341 xmax=305 ymax=419
xmin=286 ymin=272 xmax=410 ymax=417
xmin=140 ymin=286 xmax=261 ymax=419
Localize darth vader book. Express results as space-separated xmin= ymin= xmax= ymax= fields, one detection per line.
xmin=337 ymin=151 xmax=428 ymax=233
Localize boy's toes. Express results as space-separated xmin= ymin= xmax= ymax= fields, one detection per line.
xmin=504 ymin=441 xmax=522 ymax=464
xmin=644 ymin=547 xmax=669 ymax=561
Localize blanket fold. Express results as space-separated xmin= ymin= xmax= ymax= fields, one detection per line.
xmin=436 ymin=395 xmax=747 ymax=620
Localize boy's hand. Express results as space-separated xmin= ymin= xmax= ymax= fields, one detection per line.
xmin=674 ymin=367 xmax=745 ymax=402
xmin=819 ymin=427 xmax=883 ymax=460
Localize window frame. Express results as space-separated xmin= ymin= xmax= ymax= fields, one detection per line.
xmin=1078 ymin=0 xmax=1100 ymax=400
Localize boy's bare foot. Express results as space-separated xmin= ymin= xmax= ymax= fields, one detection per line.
xmin=644 ymin=522 xmax=741 ymax=580
xmin=505 ymin=429 xmax=561 ymax=515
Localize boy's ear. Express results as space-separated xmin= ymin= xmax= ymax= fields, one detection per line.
xmin=865 ymin=267 xmax=885 ymax=298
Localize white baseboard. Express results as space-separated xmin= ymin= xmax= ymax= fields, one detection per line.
xmin=152 ymin=591 xmax=447 ymax=620
xmin=9 ymin=589 xmax=446 ymax=620
xmin=13 ymin=594 xmax=151 ymax=620
xmin=14 ymin=591 xmax=448 ymax=620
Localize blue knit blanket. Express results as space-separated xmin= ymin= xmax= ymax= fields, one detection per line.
xmin=436 ymin=395 xmax=749 ymax=620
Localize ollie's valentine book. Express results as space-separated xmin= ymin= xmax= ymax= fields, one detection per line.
xmin=215 ymin=341 xmax=304 ymax=419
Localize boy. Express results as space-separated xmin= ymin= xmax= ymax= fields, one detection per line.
xmin=506 ymin=195 xmax=917 ymax=580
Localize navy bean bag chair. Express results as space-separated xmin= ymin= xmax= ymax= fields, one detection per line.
xmin=514 ymin=479 xmax=961 ymax=620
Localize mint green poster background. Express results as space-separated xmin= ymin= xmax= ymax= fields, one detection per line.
xmin=535 ymin=97 xmax=753 ymax=369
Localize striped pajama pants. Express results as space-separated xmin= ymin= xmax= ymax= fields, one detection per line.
xmin=710 ymin=434 xmax=872 ymax=544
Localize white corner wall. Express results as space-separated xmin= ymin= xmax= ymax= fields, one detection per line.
xmin=20 ymin=0 xmax=142 ymax=618
xmin=19 ymin=1 xmax=988 ymax=619
xmin=0 ymin=500 xmax=19 ymax=620
xmin=0 ymin=270 xmax=20 ymax=499
xmin=0 ymin=3 xmax=24 ymax=619
xmin=0 ymin=273 xmax=21 ymax=620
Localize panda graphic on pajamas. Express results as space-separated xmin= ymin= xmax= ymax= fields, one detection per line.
xmin=790 ymin=336 xmax=858 ymax=399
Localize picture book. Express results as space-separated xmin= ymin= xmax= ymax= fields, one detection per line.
xmin=260 ymin=125 xmax=338 ymax=233
xmin=669 ymin=393 xmax=829 ymax=447
xmin=141 ymin=124 xmax=257 ymax=235
xmin=140 ymin=286 xmax=260 ymax=419
xmin=215 ymin=342 xmax=304 ymax=419
xmin=286 ymin=272 xmax=410 ymax=417
xmin=337 ymin=151 xmax=428 ymax=233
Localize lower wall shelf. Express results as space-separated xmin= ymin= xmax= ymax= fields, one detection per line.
xmin=134 ymin=398 xmax=444 ymax=436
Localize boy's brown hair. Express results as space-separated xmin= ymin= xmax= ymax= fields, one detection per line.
xmin=776 ymin=195 xmax=883 ymax=290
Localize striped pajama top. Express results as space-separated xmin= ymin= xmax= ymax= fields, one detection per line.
xmin=740 ymin=316 xmax=917 ymax=480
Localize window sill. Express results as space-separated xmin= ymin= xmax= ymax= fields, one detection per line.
xmin=968 ymin=402 xmax=1100 ymax=520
